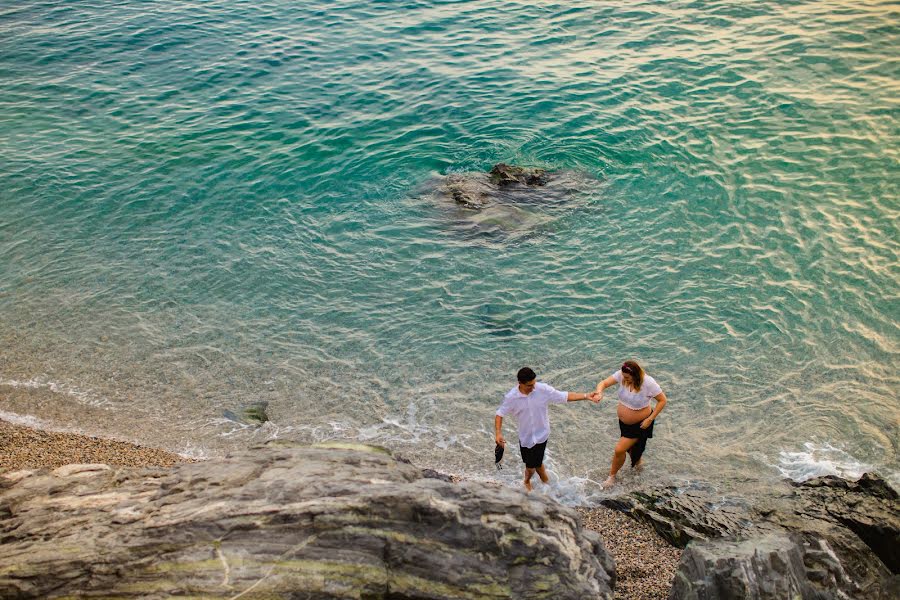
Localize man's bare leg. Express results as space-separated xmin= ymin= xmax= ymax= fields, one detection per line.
xmin=603 ymin=437 xmax=638 ymax=488
xmin=535 ymin=464 xmax=550 ymax=485
xmin=523 ymin=467 xmax=535 ymax=492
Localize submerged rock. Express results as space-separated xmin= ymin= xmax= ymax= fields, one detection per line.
xmin=433 ymin=162 xmax=591 ymax=210
xmin=0 ymin=442 xmax=615 ymax=599
xmin=223 ymin=399 xmax=269 ymax=426
xmin=420 ymin=163 xmax=599 ymax=239
xmin=475 ymin=302 xmax=526 ymax=338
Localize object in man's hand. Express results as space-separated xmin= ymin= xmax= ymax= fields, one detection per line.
xmin=495 ymin=442 xmax=505 ymax=469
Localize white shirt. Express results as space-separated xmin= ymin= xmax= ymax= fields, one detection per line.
xmin=496 ymin=382 xmax=568 ymax=448
xmin=613 ymin=370 xmax=662 ymax=410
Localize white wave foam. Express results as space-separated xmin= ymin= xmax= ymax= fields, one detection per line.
xmin=775 ymin=442 xmax=872 ymax=482
xmin=0 ymin=408 xmax=50 ymax=429
xmin=174 ymin=442 xmax=213 ymax=461
xmin=353 ymin=403 xmax=479 ymax=452
xmin=0 ymin=377 xmax=108 ymax=406
xmin=531 ymin=473 xmax=604 ymax=506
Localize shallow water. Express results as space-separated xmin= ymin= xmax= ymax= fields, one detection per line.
xmin=1 ymin=0 xmax=898 ymax=502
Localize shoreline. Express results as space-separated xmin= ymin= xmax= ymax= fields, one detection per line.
xmin=0 ymin=417 xmax=681 ymax=599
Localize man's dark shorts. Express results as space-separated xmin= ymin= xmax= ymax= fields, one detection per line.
xmin=519 ymin=440 xmax=547 ymax=469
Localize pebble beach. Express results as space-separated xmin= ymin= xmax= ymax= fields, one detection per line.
xmin=0 ymin=418 xmax=190 ymax=472
xmin=1 ymin=417 xmax=680 ymax=598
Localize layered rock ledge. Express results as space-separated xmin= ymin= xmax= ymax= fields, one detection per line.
xmin=604 ymin=474 xmax=900 ymax=599
xmin=0 ymin=442 xmax=615 ymax=599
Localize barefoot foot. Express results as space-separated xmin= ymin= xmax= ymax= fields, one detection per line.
xmin=632 ymin=458 xmax=644 ymax=471
xmin=601 ymin=476 xmax=616 ymax=489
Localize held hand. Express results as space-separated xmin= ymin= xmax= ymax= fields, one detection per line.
xmin=588 ymin=391 xmax=601 ymax=403
xmin=640 ymin=417 xmax=653 ymax=429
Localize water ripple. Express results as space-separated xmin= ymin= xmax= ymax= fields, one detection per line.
xmin=1 ymin=0 xmax=897 ymax=496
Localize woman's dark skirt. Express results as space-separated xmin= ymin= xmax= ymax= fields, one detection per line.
xmin=619 ymin=418 xmax=654 ymax=439
xmin=619 ymin=418 xmax=654 ymax=466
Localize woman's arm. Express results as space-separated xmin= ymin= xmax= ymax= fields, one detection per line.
xmin=640 ymin=392 xmax=668 ymax=429
xmin=594 ymin=375 xmax=618 ymax=400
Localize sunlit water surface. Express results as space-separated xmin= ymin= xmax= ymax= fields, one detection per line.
xmin=1 ymin=0 xmax=898 ymax=503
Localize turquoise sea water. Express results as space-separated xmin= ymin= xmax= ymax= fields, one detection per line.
xmin=1 ymin=0 xmax=898 ymax=501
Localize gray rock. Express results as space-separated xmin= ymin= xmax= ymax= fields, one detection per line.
xmin=420 ymin=164 xmax=598 ymax=239
xmin=777 ymin=473 xmax=899 ymax=574
xmin=488 ymin=163 xmax=550 ymax=187
xmin=439 ymin=163 xmax=555 ymax=210
xmin=0 ymin=442 xmax=614 ymax=599
xmin=434 ymin=163 xmax=591 ymax=210
xmin=601 ymin=483 xmax=762 ymax=548
xmin=609 ymin=473 xmax=899 ymax=600
xmin=444 ymin=172 xmax=494 ymax=209
xmin=669 ymin=533 xmax=836 ymax=600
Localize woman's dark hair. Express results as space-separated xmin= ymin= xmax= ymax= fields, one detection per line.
xmin=620 ymin=360 xmax=644 ymax=390
xmin=517 ymin=367 xmax=537 ymax=383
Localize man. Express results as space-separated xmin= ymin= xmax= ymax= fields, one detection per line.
xmin=495 ymin=367 xmax=598 ymax=491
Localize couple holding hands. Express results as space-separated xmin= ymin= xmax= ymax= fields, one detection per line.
xmin=494 ymin=362 xmax=668 ymax=491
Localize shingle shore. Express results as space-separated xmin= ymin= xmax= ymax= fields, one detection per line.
xmin=0 ymin=418 xmax=190 ymax=471
xmin=0 ymin=418 xmax=680 ymax=598
xmin=578 ymin=506 xmax=682 ymax=600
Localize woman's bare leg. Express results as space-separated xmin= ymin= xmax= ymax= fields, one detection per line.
xmin=603 ymin=437 xmax=638 ymax=488
xmin=535 ymin=464 xmax=550 ymax=484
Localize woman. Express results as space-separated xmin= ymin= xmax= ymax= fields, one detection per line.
xmin=594 ymin=360 xmax=667 ymax=488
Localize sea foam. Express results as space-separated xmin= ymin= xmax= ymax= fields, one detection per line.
xmin=775 ymin=442 xmax=872 ymax=483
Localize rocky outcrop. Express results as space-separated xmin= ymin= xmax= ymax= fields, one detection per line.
xmin=419 ymin=163 xmax=598 ymax=239
xmin=488 ymin=163 xmax=551 ymax=187
xmin=601 ymin=482 xmax=764 ymax=547
xmin=0 ymin=442 xmax=615 ymax=599
xmin=605 ymin=474 xmax=899 ymax=599
xmin=776 ymin=473 xmax=900 ymax=575
xmin=424 ymin=163 xmax=597 ymax=210
xmin=670 ymin=533 xmax=830 ymax=600
xmin=438 ymin=163 xmax=560 ymax=210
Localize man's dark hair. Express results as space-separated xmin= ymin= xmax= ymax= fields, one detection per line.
xmin=517 ymin=367 xmax=537 ymax=383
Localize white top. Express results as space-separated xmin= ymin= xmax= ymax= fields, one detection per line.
xmin=496 ymin=382 xmax=568 ymax=448
xmin=613 ymin=370 xmax=662 ymax=410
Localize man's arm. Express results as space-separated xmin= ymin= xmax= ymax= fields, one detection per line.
xmin=494 ymin=415 xmax=505 ymax=445
xmin=566 ymin=391 xmax=594 ymax=402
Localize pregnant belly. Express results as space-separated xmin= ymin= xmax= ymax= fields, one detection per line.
xmin=617 ymin=403 xmax=651 ymax=425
